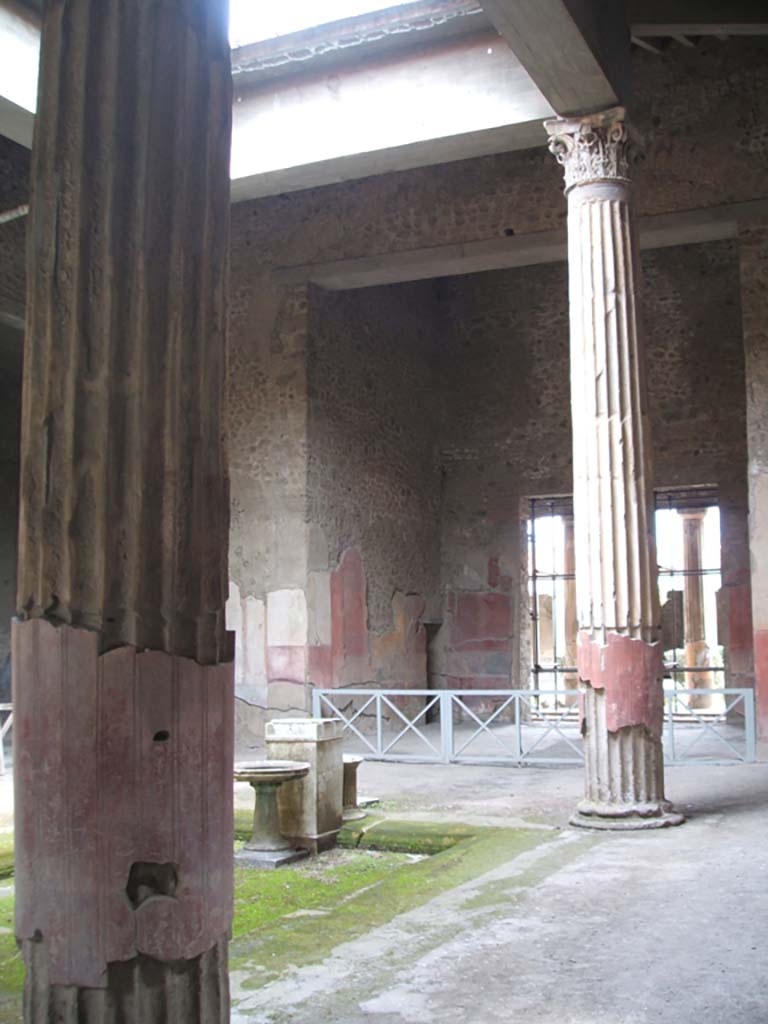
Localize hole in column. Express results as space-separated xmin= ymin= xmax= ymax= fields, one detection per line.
xmin=153 ymin=730 xmax=170 ymax=742
xmin=126 ymin=862 xmax=178 ymax=908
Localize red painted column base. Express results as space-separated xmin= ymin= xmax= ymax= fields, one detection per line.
xmin=12 ymin=619 xmax=234 ymax=994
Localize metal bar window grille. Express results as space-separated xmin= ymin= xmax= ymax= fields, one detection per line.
xmin=527 ymin=496 xmax=577 ymax=711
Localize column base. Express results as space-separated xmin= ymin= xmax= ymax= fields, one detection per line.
xmin=570 ymin=807 xmax=685 ymax=831
xmin=23 ymin=936 xmax=229 ymax=1024
xmin=342 ymin=808 xmax=367 ymax=822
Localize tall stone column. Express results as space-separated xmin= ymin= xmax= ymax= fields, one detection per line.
xmin=681 ymin=511 xmax=711 ymax=708
xmin=562 ymin=514 xmax=578 ymax=705
xmin=740 ymin=219 xmax=768 ymax=739
xmin=545 ymin=109 xmax=682 ymax=830
xmin=14 ymin=2 xmax=234 ymax=1019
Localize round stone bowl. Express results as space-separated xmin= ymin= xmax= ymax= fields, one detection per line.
xmin=235 ymin=760 xmax=310 ymax=852
xmin=234 ymin=760 xmax=310 ymax=785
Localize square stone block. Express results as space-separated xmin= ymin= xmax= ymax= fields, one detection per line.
xmin=266 ymin=717 xmax=344 ymax=853
xmin=234 ymin=847 xmax=309 ymax=870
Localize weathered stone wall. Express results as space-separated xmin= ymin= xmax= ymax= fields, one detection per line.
xmin=226 ymin=269 xmax=311 ymax=743
xmin=433 ymin=241 xmax=748 ymax=692
xmin=230 ymin=40 xmax=768 ymax=270
xmin=432 ymin=261 xmax=570 ymax=696
xmin=0 ymin=136 xmax=28 ymax=324
xmin=306 ymin=282 xmax=442 ymax=690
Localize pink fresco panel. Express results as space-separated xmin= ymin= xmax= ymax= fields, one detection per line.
xmin=267 ymin=645 xmax=307 ymax=683
xmin=453 ymin=592 xmax=511 ymax=652
xmin=308 ymin=645 xmax=333 ymax=688
xmin=331 ymin=549 xmax=369 ymax=666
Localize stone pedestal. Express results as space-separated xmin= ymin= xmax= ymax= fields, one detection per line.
xmin=546 ymin=108 xmax=682 ymax=830
xmin=266 ymin=718 xmax=344 ymax=853
xmin=234 ymin=761 xmax=311 ymax=869
xmin=14 ymin=0 xmax=235 ymax=1016
xmin=342 ymin=754 xmax=366 ymax=821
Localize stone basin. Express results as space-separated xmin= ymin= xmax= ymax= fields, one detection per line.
xmin=235 ymin=760 xmax=310 ymax=786
xmin=234 ymin=759 xmax=311 ymax=868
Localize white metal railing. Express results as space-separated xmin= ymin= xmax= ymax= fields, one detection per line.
xmin=312 ymin=687 xmax=756 ymax=766
xmin=663 ymin=687 xmax=755 ymax=763
xmin=0 ymin=705 xmax=12 ymax=775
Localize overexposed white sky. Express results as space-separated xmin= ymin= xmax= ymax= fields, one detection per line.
xmin=229 ymin=0 xmax=422 ymax=47
xmin=530 ymin=507 xmax=722 ymax=659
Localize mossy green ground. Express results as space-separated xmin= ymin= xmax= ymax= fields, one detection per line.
xmin=230 ymin=818 xmax=554 ymax=988
xmin=0 ymin=816 xmax=554 ymax=1018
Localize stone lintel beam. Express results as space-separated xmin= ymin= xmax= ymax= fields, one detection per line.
xmin=482 ymin=0 xmax=630 ymax=116
xmin=629 ymin=0 xmax=768 ymax=36
xmin=273 ymin=198 xmax=768 ymax=293
xmin=545 ymin=107 xmax=682 ymax=830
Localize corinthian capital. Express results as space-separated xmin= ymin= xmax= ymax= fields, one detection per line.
xmin=544 ymin=107 xmax=642 ymax=192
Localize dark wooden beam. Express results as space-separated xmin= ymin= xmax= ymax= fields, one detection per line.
xmin=630 ymin=0 xmax=768 ymax=36
xmin=480 ymin=0 xmax=630 ymax=116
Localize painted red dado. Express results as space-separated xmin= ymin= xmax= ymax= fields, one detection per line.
xmin=577 ymin=630 xmax=664 ymax=736
xmin=487 ymin=556 xmax=501 ymax=589
xmin=453 ymin=592 xmax=511 ymax=652
xmin=371 ymin=593 xmax=427 ymax=687
xmin=308 ymin=644 xmax=333 ymax=689
xmin=331 ymin=549 xmax=369 ymax=673
xmin=12 ymin=618 xmax=234 ymax=989
xmin=754 ymin=629 xmax=768 ymax=737
xmin=487 ymin=556 xmax=513 ymax=592
xmin=727 ymin=583 xmax=755 ymax=678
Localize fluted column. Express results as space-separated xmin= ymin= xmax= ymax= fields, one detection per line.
xmin=681 ymin=511 xmax=711 ymax=708
xmin=545 ymin=108 xmax=682 ymax=830
xmin=740 ymin=219 xmax=768 ymax=738
xmin=14 ymin=1 xmax=235 ymax=1019
xmin=562 ymin=514 xmax=578 ymax=705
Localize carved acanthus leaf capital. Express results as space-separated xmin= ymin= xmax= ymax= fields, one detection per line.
xmin=544 ymin=107 xmax=643 ymax=192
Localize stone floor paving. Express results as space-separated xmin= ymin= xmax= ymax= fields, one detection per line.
xmin=232 ymin=759 xmax=768 ymax=1024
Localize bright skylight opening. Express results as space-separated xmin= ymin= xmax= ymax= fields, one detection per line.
xmin=229 ymin=0 xmax=423 ymax=47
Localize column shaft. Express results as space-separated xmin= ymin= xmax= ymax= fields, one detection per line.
xmin=563 ymin=514 xmax=578 ymax=703
xmin=14 ymin=1 xmax=234 ymax=1017
xmin=546 ymin=109 xmax=682 ymax=829
xmin=681 ymin=511 xmax=711 ymax=708
xmin=740 ymin=220 xmax=768 ymax=739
